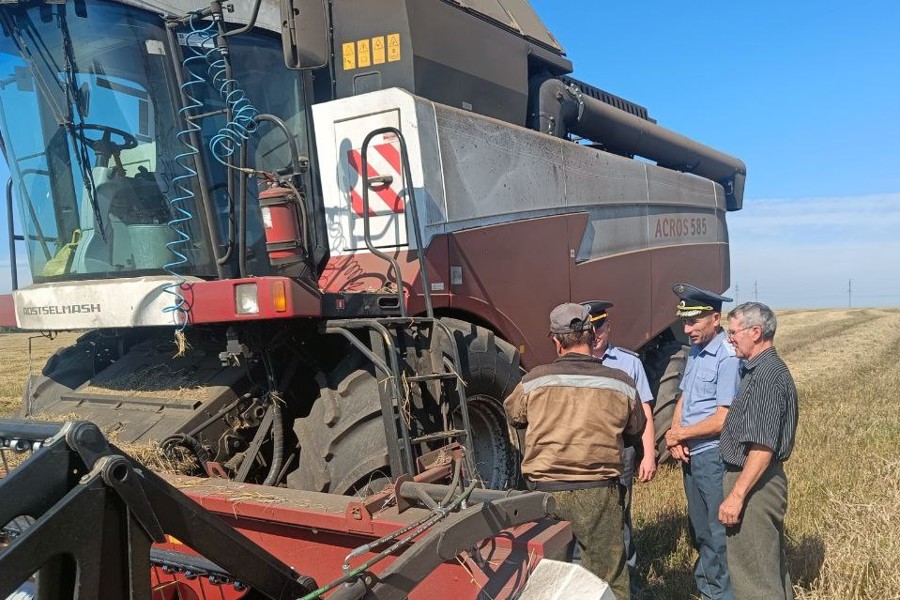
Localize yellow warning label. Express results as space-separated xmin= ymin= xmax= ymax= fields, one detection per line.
xmin=387 ymin=33 xmax=401 ymax=62
xmin=342 ymin=42 xmax=356 ymax=70
xmin=357 ymin=39 xmax=371 ymax=68
xmin=372 ymin=36 xmax=386 ymax=65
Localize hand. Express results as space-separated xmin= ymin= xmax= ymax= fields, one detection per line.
xmin=670 ymin=443 xmax=691 ymax=463
xmin=638 ymin=454 xmax=657 ymax=482
xmin=718 ymin=492 xmax=745 ymax=526
xmin=665 ymin=426 xmax=684 ymax=448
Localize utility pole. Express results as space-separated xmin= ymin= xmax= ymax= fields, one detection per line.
xmin=735 ymin=283 xmax=740 ymax=304
xmin=753 ymin=281 xmax=758 ymax=302
xmin=848 ymin=279 xmax=852 ymax=308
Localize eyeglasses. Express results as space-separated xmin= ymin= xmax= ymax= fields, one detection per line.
xmin=726 ymin=326 xmax=755 ymax=338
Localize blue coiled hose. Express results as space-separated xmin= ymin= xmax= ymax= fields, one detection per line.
xmin=163 ymin=14 xmax=262 ymax=335
xmin=162 ymin=14 xmax=216 ymax=333
xmin=205 ymin=44 xmax=259 ymax=166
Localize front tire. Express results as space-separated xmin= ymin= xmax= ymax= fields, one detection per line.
xmin=288 ymin=354 xmax=390 ymax=495
xmin=288 ymin=318 xmax=523 ymax=494
xmin=644 ymin=339 xmax=688 ymax=463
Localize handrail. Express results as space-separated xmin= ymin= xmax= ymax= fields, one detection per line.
xmin=5 ymin=177 xmax=20 ymax=290
xmin=359 ymin=127 xmax=434 ymax=319
xmin=326 ymin=318 xmax=416 ymax=477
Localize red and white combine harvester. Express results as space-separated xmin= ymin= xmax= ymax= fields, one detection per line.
xmin=0 ymin=0 xmax=745 ymax=597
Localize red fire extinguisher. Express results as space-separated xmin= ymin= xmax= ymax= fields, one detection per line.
xmin=258 ymin=185 xmax=304 ymax=267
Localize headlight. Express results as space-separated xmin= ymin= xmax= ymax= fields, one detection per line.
xmin=235 ymin=283 xmax=259 ymax=315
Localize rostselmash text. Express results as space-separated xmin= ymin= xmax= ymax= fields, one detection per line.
xmin=21 ymin=303 xmax=102 ymax=316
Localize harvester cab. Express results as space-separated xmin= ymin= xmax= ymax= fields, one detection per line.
xmin=0 ymin=0 xmax=317 ymax=288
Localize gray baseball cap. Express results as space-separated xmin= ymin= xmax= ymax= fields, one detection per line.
xmin=549 ymin=303 xmax=592 ymax=334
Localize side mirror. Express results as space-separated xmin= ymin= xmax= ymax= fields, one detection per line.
xmin=281 ymin=0 xmax=329 ymax=70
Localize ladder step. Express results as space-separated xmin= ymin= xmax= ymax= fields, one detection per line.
xmin=411 ymin=429 xmax=467 ymax=445
xmin=407 ymin=372 xmax=458 ymax=383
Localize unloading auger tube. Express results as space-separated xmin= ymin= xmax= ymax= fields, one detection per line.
xmin=533 ymin=77 xmax=747 ymax=210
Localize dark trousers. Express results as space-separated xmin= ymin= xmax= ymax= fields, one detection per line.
xmin=723 ymin=462 xmax=793 ymax=600
xmin=683 ymin=449 xmax=733 ymax=600
xmin=549 ymin=485 xmax=629 ymax=600
xmin=619 ymin=445 xmax=637 ymax=569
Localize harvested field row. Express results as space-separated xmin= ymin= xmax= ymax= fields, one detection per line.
xmin=773 ymin=309 xmax=886 ymax=357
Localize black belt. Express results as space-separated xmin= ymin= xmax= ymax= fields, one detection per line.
xmin=528 ymin=478 xmax=620 ymax=492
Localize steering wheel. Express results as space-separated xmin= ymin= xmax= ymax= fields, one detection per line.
xmin=78 ymin=124 xmax=138 ymax=165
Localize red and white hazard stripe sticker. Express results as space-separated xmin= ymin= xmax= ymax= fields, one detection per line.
xmin=345 ymin=134 xmax=406 ymax=217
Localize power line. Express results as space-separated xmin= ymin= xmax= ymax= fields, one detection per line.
xmin=730 ymin=277 xmax=900 ymax=304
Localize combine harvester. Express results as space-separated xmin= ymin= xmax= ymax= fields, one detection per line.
xmin=0 ymin=0 xmax=745 ymax=597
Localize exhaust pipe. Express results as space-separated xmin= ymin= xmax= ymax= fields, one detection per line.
xmin=534 ymin=79 xmax=746 ymax=210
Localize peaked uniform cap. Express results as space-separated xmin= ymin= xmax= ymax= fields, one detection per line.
xmin=581 ymin=300 xmax=614 ymax=324
xmin=673 ymin=283 xmax=732 ymax=318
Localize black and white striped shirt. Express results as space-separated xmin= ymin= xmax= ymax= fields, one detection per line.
xmin=720 ymin=347 xmax=799 ymax=468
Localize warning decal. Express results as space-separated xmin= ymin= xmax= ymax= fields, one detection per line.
xmin=345 ymin=134 xmax=406 ymax=217
xmin=341 ymin=42 xmax=356 ymax=70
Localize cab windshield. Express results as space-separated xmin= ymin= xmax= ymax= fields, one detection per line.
xmin=0 ymin=1 xmax=307 ymax=283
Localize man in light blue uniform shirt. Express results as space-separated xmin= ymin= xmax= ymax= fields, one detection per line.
xmin=582 ymin=301 xmax=656 ymax=584
xmin=665 ymin=283 xmax=741 ymax=600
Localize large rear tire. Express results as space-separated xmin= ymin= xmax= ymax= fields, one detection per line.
xmin=644 ymin=340 xmax=688 ymax=463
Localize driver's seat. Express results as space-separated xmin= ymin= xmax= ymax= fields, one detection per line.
xmin=70 ymin=167 xmax=136 ymax=274
xmin=70 ymin=141 xmax=173 ymax=275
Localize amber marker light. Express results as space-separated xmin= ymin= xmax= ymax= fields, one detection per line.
xmin=273 ymin=280 xmax=287 ymax=312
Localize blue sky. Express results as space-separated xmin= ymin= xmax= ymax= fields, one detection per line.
xmin=1 ymin=2 xmax=899 ymax=307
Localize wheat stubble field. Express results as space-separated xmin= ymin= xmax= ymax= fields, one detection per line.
xmin=2 ymin=308 xmax=899 ymax=599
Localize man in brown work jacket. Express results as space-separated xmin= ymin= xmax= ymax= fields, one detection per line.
xmin=504 ymin=302 xmax=646 ymax=600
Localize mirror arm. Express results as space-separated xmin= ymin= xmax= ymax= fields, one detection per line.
xmin=224 ymin=0 xmax=263 ymax=38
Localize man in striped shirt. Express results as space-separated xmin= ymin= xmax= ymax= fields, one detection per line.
xmin=719 ymin=302 xmax=799 ymax=600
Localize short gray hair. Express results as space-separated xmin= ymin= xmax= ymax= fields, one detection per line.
xmin=553 ymin=329 xmax=595 ymax=350
xmin=728 ymin=302 xmax=777 ymax=340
